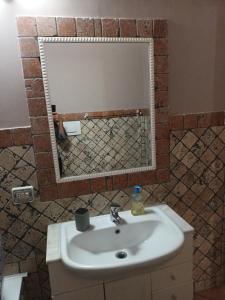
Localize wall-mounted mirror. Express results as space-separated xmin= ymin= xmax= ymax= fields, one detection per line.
xmin=39 ymin=37 xmax=156 ymax=182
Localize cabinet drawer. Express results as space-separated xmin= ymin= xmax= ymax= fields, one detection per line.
xmin=152 ymin=281 xmax=193 ymax=300
xmin=105 ymin=273 xmax=151 ymax=300
xmin=151 ymin=262 xmax=192 ymax=291
xmin=53 ymin=285 xmax=104 ymax=300
xmin=49 ymin=262 xmax=102 ymax=295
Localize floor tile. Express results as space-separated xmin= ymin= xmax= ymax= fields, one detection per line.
xmin=196 ymin=286 xmax=225 ymax=300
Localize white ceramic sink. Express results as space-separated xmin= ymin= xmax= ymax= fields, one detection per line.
xmin=60 ymin=206 xmax=184 ymax=276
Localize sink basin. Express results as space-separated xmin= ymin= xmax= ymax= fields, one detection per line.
xmin=60 ymin=206 xmax=184 ymax=276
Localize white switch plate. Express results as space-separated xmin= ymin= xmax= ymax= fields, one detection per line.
xmin=63 ymin=121 xmax=81 ymax=136
xmin=11 ymin=186 xmax=34 ymax=205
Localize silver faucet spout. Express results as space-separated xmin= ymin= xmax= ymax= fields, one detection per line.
xmin=110 ymin=203 xmax=121 ymax=225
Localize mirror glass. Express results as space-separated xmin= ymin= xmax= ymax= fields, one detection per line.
xmin=39 ymin=38 xmax=156 ymax=182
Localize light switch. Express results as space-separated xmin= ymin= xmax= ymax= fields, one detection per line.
xmin=63 ymin=121 xmax=81 ymax=136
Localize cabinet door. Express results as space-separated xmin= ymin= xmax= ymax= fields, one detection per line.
xmin=151 ymin=262 xmax=192 ymax=291
xmin=105 ymin=274 xmax=151 ymax=300
xmin=152 ymin=281 xmax=193 ymax=300
xmin=53 ymin=284 xmax=104 ymax=300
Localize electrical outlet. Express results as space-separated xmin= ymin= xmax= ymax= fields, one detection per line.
xmin=11 ymin=186 xmax=34 ymax=205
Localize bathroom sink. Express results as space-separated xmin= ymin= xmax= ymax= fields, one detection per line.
xmin=60 ymin=206 xmax=184 ymax=276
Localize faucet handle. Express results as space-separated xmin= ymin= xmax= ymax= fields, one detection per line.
xmin=110 ymin=202 xmax=121 ymax=208
xmin=110 ymin=203 xmax=121 ymax=212
xmin=110 ymin=203 xmax=121 ymax=217
xmin=110 ymin=203 xmax=121 ymax=224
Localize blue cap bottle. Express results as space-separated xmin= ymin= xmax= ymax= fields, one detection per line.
xmin=131 ymin=185 xmax=144 ymax=215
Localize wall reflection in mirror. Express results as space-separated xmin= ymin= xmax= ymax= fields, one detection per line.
xmin=39 ymin=38 xmax=156 ymax=181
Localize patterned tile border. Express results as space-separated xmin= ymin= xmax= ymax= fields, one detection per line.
xmin=0 ymin=127 xmax=32 ymax=148
xmin=16 ymin=17 xmax=170 ymax=201
xmin=1 ymin=111 xmax=224 ymax=201
xmin=170 ymin=112 xmax=225 ymax=131
xmin=0 ymin=111 xmax=225 ymax=149
xmin=57 ymin=108 xmax=150 ymax=121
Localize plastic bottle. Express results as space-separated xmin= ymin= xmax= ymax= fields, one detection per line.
xmin=131 ymin=185 xmax=145 ymax=216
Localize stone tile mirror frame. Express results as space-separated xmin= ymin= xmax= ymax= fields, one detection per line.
xmin=17 ymin=17 xmax=169 ymax=201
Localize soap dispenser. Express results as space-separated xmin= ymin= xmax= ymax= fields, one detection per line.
xmin=131 ymin=185 xmax=145 ymax=216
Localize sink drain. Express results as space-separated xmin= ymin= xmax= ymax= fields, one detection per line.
xmin=115 ymin=251 xmax=127 ymax=259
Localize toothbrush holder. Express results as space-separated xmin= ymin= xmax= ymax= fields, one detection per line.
xmin=74 ymin=208 xmax=90 ymax=231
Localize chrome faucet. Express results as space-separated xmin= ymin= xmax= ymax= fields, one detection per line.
xmin=110 ymin=203 xmax=121 ymax=225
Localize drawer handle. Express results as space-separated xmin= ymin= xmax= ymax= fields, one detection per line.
xmin=171 ymin=294 xmax=177 ymax=300
xmin=170 ymin=274 xmax=176 ymax=280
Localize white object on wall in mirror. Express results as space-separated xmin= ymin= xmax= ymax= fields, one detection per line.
xmin=63 ymin=121 xmax=81 ymax=136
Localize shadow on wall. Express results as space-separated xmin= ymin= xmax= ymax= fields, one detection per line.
xmin=168 ymin=0 xmax=225 ymax=114
xmin=213 ymin=0 xmax=225 ymax=111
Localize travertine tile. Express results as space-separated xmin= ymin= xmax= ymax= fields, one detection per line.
xmin=19 ymin=257 xmax=37 ymax=273
xmin=76 ymin=18 xmax=94 ymax=36
xmin=43 ymin=202 xmax=65 ymax=222
xmin=172 ymin=142 xmax=189 ymax=160
xmin=3 ymin=263 xmax=19 ymax=276
xmin=33 ymin=215 xmax=51 ymax=233
xmin=137 ymin=20 xmax=152 ymax=37
xmin=1 ymin=125 xmax=225 ymax=298
xmin=23 ymin=228 xmax=43 ymax=247
xmin=56 ymin=17 xmax=76 ymax=36
xmin=0 ymin=148 xmax=20 ymax=171
xmin=101 ymin=19 xmax=119 ymax=37
xmin=36 ymin=17 xmax=57 ymax=36
xmin=8 ymin=219 xmax=30 ymax=238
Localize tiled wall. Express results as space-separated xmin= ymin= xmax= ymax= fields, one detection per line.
xmin=59 ymin=115 xmax=151 ymax=177
xmin=1 ymin=118 xmax=225 ymax=299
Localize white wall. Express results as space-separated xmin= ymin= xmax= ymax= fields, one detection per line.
xmin=44 ymin=42 xmax=150 ymax=113
xmin=0 ymin=0 xmax=225 ymax=128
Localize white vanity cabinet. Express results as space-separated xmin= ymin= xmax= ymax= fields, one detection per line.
xmin=49 ymin=235 xmax=193 ymax=300
xmin=151 ymin=263 xmax=193 ymax=300
xmin=47 ymin=206 xmax=194 ymax=300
